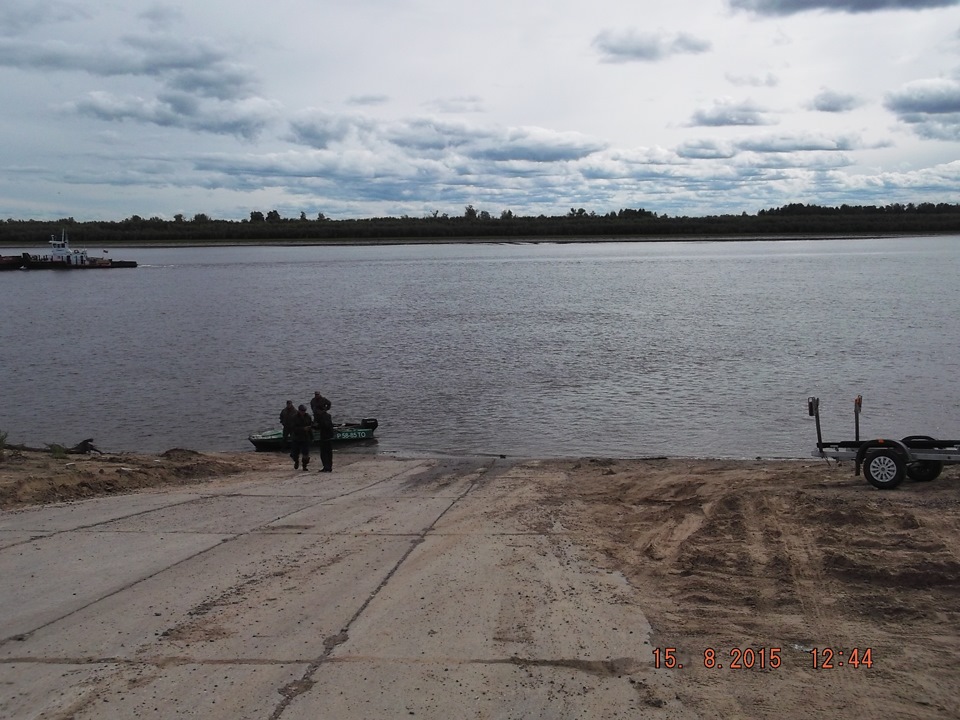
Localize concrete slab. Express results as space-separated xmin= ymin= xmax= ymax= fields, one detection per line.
xmin=0 ymin=532 xmax=414 ymax=662
xmin=265 ymin=497 xmax=456 ymax=535
xmin=0 ymin=492 xmax=203 ymax=532
xmin=92 ymin=494 xmax=321 ymax=533
xmin=357 ymin=457 xmax=485 ymax=498
xmin=0 ymin=531 xmax=52 ymax=550
xmin=199 ymin=469 xmax=382 ymax=499
xmin=281 ymin=530 xmax=680 ymax=719
xmin=0 ymin=531 xmax=228 ymax=639
xmin=0 ymin=661 xmax=308 ymax=720
xmin=215 ymin=457 xmax=437 ymax=498
xmin=287 ymin=659 xmax=675 ymax=719
xmin=333 ymin=534 xmax=645 ymax=662
xmin=0 ymin=662 xmax=124 ymax=719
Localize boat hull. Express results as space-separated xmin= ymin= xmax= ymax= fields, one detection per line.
xmin=20 ymin=258 xmax=138 ymax=269
xmin=249 ymin=419 xmax=378 ymax=452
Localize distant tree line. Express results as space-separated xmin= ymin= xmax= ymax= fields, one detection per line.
xmin=2 ymin=202 xmax=959 ymax=245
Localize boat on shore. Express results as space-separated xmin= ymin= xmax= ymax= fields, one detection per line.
xmin=18 ymin=231 xmax=137 ymax=270
xmin=248 ymin=418 xmax=379 ymax=452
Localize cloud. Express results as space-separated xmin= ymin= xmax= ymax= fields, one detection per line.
xmin=288 ymin=111 xmax=377 ymax=149
xmin=468 ymin=127 xmax=607 ymax=163
xmin=0 ymin=24 xmax=270 ymax=139
xmin=885 ymin=78 xmax=960 ymax=113
xmin=425 ymin=96 xmax=486 ymax=113
xmin=674 ymin=132 xmax=863 ymax=163
xmin=382 ymin=118 xmax=479 ymax=152
xmin=72 ymin=91 xmax=280 ymax=139
xmin=885 ymin=78 xmax=960 ymax=139
xmin=0 ymin=0 xmax=89 ymax=36
xmin=138 ymin=4 xmax=185 ymax=30
xmin=735 ymin=132 xmax=858 ymax=152
xmin=347 ymin=94 xmax=389 ymax=106
xmin=289 ymin=112 xmax=606 ymax=163
xmin=0 ymin=35 xmax=258 ymax=100
xmin=808 ymin=89 xmax=862 ymax=112
xmin=729 ymin=0 xmax=960 ymax=15
xmin=191 ymin=115 xmax=609 ymax=216
xmin=676 ymin=140 xmax=737 ymax=159
xmin=726 ymin=71 xmax=779 ymax=87
xmin=735 ymin=151 xmax=854 ymax=169
xmin=593 ymin=29 xmax=711 ymax=62
xmin=129 ymin=35 xmax=258 ymax=100
xmin=688 ymin=99 xmax=777 ymax=126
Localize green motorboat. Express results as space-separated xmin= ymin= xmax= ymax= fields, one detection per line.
xmin=249 ymin=418 xmax=378 ymax=452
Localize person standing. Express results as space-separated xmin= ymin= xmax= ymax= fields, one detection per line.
xmin=279 ymin=400 xmax=298 ymax=447
xmin=310 ymin=391 xmax=330 ymax=419
xmin=315 ymin=401 xmax=335 ymax=472
xmin=289 ymin=404 xmax=314 ymax=471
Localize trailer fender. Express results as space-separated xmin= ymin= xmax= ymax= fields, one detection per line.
xmin=898 ymin=435 xmax=946 ymax=482
xmin=854 ymin=439 xmax=907 ymax=474
xmin=856 ymin=440 xmax=909 ymax=489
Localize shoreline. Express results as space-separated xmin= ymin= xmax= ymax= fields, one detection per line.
xmin=0 ymin=445 xmax=861 ymax=509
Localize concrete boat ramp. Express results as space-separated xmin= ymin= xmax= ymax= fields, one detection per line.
xmin=0 ymin=456 xmax=685 ymax=719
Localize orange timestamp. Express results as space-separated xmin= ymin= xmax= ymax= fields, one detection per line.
xmin=653 ymin=647 xmax=782 ymax=670
xmin=809 ymin=647 xmax=873 ymax=669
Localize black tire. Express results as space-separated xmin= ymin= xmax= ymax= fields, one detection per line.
xmin=863 ymin=448 xmax=906 ymax=489
xmin=907 ymin=460 xmax=944 ymax=482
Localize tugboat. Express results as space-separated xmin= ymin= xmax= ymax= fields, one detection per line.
xmin=20 ymin=231 xmax=137 ymax=269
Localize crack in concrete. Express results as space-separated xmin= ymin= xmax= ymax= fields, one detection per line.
xmin=0 ymin=654 xmax=643 ymax=676
xmin=267 ymin=459 xmax=499 ymax=720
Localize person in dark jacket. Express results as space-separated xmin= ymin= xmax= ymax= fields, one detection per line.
xmin=289 ymin=405 xmax=313 ymax=470
xmin=279 ymin=400 xmax=298 ymax=447
xmin=315 ymin=402 xmax=335 ymax=472
xmin=310 ymin=390 xmax=331 ymax=418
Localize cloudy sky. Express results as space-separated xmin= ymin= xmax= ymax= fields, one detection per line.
xmin=2 ymin=0 xmax=960 ymax=221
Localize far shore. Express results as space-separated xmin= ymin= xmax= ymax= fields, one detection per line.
xmin=0 ymin=232 xmax=934 ymax=249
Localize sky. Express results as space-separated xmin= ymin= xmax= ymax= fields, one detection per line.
xmin=2 ymin=0 xmax=960 ymax=221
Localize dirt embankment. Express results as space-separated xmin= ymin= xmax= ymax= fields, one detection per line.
xmin=0 ymin=448 xmax=278 ymax=508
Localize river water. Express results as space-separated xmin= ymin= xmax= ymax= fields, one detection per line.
xmin=2 ymin=236 xmax=958 ymax=459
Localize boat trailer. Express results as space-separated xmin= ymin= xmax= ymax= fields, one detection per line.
xmin=809 ymin=395 xmax=960 ymax=489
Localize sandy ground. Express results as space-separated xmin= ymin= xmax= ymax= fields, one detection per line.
xmin=1 ymin=447 xmax=958 ymax=717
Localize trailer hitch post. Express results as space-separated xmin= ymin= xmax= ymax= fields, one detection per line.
xmin=854 ymin=395 xmax=863 ymax=475
xmin=854 ymin=395 xmax=862 ymax=442
xmin=808 ymin=397 xmax=823 ymax=449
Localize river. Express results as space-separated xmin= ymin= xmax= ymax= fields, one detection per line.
xmin=1 ymin=236 xmax=958 ymax=458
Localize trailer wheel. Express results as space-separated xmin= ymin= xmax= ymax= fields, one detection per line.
xmin=863 ymin=449 xmax=906 ymax=489
xmin=907 ymin=460 xmax=944 ymax=482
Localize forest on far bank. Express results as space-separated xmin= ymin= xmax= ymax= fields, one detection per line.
xmin=2 ymin=202 xmax=960 ymax=245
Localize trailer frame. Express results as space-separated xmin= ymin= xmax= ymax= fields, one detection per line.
xmin=808 ymin=395 xmax=960 ymax=489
